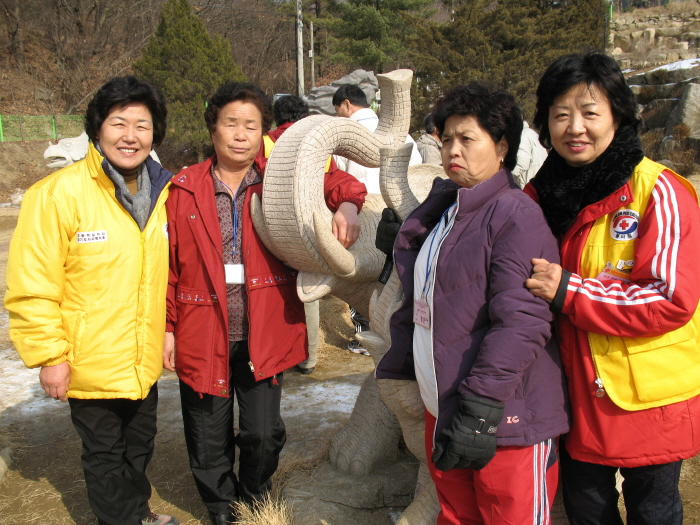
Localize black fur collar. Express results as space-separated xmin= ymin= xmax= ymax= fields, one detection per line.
xmin=530 ymin=125 xmax=644 ymax=237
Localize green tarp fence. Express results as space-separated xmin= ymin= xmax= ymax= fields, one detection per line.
xmin=0 ymin=115 xmax=84 ymax=143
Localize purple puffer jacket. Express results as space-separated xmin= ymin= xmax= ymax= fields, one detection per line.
xmin=376 ymin=170 xmax=570 ymax=447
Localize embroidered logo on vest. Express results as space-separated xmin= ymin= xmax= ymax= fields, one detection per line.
xmin=610 ymin=209 xmax=640 ymax=240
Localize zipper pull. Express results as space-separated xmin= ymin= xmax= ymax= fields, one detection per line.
xmin=248 ymin=361 xmax=255 ymax=373
xmin=594 ymin=377 xmax=606 ymax=398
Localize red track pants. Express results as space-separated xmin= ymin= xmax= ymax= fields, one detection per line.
xmin=425 ymin=411 xmax=559 ymax=525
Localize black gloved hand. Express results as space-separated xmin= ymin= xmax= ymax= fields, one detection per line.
xmin=375 ymin=208 xmax=402 ymax=256
xmin=431 ymin=394 xmax=504 ymax=472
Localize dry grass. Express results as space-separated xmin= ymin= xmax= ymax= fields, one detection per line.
xmin=232 ymin=424 xmax=342 ymax=525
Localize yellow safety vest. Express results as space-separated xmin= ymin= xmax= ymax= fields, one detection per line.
xmin=582 ymin=157 xmax=700 ymax=410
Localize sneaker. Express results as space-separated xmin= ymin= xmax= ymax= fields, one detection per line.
xmin=142 ymin=512 xmax=180 ymax=525
xmin=347 ymin=339 xmax=370 ymax=356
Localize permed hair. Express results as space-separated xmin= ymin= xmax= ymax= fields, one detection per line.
xmin=85 ymin=76 xmax=167 ymax=146
xmin=533 ymin=51 xmax=640 ymax=148
xmin=431 ymin=83 xmax=523 ymax=171
xmin=204 ymin=82 xmax=273 ymax=134
xmin=332 ymin=84 xmax=369 ymax=108
xmin=273 ymin=95 xmax=309 ymax=126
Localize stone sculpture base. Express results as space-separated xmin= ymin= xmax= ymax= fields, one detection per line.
xmin=282 ymin=454 xmax=419 ymax=525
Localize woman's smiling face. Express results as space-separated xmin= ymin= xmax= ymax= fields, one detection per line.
xmin=548 ymin=82 xmax=619 ymax=167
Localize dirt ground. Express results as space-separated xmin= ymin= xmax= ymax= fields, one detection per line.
xmin=0 ymin=143 xmax=699 ymax=524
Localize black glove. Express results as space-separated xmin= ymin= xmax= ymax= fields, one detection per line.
xmin=431 ymin=394 xmax=504 ymax=472
xmin=375 ymin=208 xmax=402 ymax=256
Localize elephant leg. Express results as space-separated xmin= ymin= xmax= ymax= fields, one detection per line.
xmin=395 ymin=463 xmax=440 ymax=525
xmin=378 ymin=379 xmax=440 ymax=525
xmin=329 ymin=372 xmax=402 ymax=475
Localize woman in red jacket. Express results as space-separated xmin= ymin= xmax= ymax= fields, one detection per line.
xmin=526 ymin=52 xmax=700 ymax=524
xmin=163 ymin=83 xmax=364 ymax=525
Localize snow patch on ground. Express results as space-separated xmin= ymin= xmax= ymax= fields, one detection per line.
xmin=650 ymin=58 xmax=700 ymax=72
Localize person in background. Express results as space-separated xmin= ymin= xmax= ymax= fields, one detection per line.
xmin=511 ymin=120 xmax=547 ymax=189
xmin=416 ymin=112 xmax=442 ymax=165
xmin=525 ymin=51 xmax=700 ymax=525
xmin=332 ymin=83 xmax=423 ymax=355
xmin=5 ymin=77 xmax=178 ymax=525
xmin=376 ymin=82 xmax=569 ymax=525
xmin=266 ymin=94 xmax=367 ymax=374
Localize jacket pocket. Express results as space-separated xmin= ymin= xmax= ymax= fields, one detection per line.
xmin=65 ymin=310 xmax=87 ymax=364
xmin=624 ymin=321 xmax=700 ymax=403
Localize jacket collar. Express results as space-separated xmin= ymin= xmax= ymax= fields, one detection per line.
xmin=350 ymin=107 xmax=378 ymax=124
xmin=455 ymin=169 xmax=514 ymax=218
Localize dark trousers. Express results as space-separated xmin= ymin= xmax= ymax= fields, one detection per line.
xmin=560 ymin=442 xmax=683 ymax=525
xmin=179 ymin=340 xmax=286 ymax=514
xmin=69 ymin=384 xmax=158 ymax=525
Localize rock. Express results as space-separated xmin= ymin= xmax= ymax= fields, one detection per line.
xmin=10 ymin=189 xmax=24 ymax=206
xmin=0 ymin=447 xmax=13 ymax=483
xmin=659 ymin=136 xmax=679 ymax=158
xmin=644 ymin=28 xmax=655 ymax=43
xmin=666 ymin=83 xmax=700 ymax=135
xmin=628 ymin=72 xmax=649 ymax=86
xmin=307 ymin=69 xmax=379 ymax=116
xmin=284 ymin=457 xmax=419 ymax=525
xmin=642 ymin=99 xmax=679 ymax=129
xmin=657 ymin=27 xmax=683 ymax=37
xmin=685 ymin=136 xmax=700 ymax=161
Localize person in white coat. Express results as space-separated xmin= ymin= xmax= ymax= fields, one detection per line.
xmin=332 ymin=84 xmax=423 ymax=194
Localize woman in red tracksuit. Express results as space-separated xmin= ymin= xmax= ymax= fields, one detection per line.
xmin=526 ymin=52 xmax=700 ymax=524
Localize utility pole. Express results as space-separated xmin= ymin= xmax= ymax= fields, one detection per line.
xmin=296 ymin=0 xmax=305 ymax=97
xmin=309 ymin=20 xmax=315 ymax=90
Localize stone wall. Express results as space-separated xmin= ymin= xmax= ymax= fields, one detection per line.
xmin=611 ymin=5 xmax=700 ymax=69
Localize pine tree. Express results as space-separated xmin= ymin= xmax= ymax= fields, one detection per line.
xmin=405 ymin=0 xmax=607 ymax=128
xmin=321 ymin=0 xmax=434 ymax=73
xmin=133 ymin=0 xmax=247 ymax=159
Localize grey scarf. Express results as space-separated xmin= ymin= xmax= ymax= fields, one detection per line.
xmin=97 ymin=143 xmax=152 ymax=231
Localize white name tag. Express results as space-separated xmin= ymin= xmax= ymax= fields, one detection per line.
xmin=413 ymin=299 xmax=431 ymax=329
xmin=76 ymin=230 xmax=108 ymax=243
xmin=225 ymin=264 xmax=245 ymax=284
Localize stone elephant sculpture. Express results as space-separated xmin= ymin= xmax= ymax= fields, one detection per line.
xmin=251 ymin=69 xmax=443 ymax=524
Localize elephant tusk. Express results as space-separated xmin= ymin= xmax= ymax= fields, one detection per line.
xmin=313 ymin=211 xmax=357 ymax=278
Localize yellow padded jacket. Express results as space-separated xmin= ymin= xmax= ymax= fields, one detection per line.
xmin=5 ymin=143 xmax=171 ymax=400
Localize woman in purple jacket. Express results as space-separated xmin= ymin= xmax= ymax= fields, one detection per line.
xmin=376 ymin=83 xmax=570 ymax=525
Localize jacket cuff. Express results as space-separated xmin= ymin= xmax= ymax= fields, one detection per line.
xmin=165 ymin=321 xmax=175 ymax=332
xmin=340 ymin=196 xmax=365 ymax=213
xmin=43 ymin=355 xmax=68 ymax=367
xmin=550 ymin=269 xmax=571 ymax=313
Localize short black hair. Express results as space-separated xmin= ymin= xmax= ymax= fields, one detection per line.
xmin=423 ymin=112 xmax=436 ymax=135
xmin=533 ymin=51 xmax=640 ymax=148
xmin=332 ymin=84 xmax=369 ymax=108
xmin=273 ymin=95 xmax=308 ymax=126
xmin=85 ymin=76 xmax=167 ymax=146
xmin=431 ymin=83 xmax=523 ymax=171
xmin=204 ymin=82 xmax=273 ymax=134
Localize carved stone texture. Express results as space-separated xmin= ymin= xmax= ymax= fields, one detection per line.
xmin=255 ymin=68 xmax=444 ymax=524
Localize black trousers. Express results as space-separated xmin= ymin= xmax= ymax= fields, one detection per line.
xmin=560 ymin=442 xmax=683 ymax=525
xmin=69 ymin=384 xmax=158 ymax=525
xmin=179 ymin=340 xmax=286 ymax=514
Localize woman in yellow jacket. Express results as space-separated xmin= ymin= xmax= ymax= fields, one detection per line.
xmin=5 ymin=77 xmax=178 ymax=525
